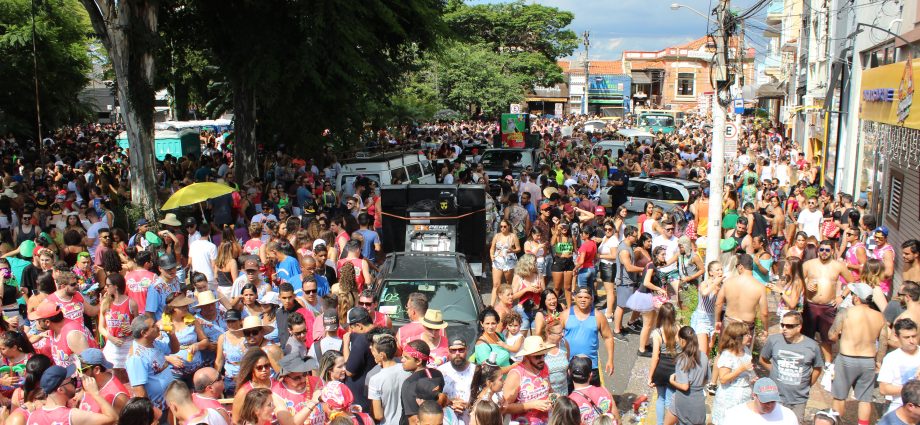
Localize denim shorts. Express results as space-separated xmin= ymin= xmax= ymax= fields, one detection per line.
xmin=513 ymin=304 xmax=535 ymax=331
xmin=690 ymin=309 xmax=715 ymax=336
xmin=576 ymin=267 xmax=596 ymax=288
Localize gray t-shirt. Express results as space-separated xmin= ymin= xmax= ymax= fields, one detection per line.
xmin=615 ymin=241 xmax=637 ymax=287
xmin=368 ymin=364 xmax=411 ymax=425
xmin=879 ymin=411 xmax=910 ymax=425
xmin=760 ymin=333 xmax=824 ymax=404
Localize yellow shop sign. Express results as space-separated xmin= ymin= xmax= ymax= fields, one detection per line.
xmin=860 ymin=57 xmax=919 ymax=130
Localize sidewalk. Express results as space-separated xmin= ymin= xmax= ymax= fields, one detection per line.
xmin=614 ymin=292 xmax=889 ymax=424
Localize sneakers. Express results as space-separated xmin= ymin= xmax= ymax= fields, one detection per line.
xmin=613 ymin=332 xmax=628 ymax=342
xmin=627 ymin=321 xmax=643 ymax=333
xmin=637 ymin=350 xmax=652 ymax=358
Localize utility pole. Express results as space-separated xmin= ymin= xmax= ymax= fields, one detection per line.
xmin=706 ymin=0 xmax=731 ymax=269
xmin=582 ymin=31 xmax=590 ymax=116
xmin=735 ymin=19 xmax=744 ymax=130
xmin=30 ymin=0 xmax=43 ymax=161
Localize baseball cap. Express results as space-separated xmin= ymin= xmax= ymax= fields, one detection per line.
xmin=752 ymin=377 xmax=782 ymax=403
xmin=448 ymin=339 xmax=467 ymax=349
xmin=346 ymin=307 xmax=371 ymax=326
xmin=594 ymin=206 xmax=606 ymax=216
xmin=414 ymin=375 xmax=443 ymax=401
xmin=540 ymin=203 xmax=551 ymax=211
xmin=135 ymin=218 xmax=148 ymax=228
xmin=243 ymin=259 xmax=260 ymax=271
xmin=874 ymin=226 xmax=889 ymax=237
xmin=848 ymin=282 xmax=874 ymax=302
xmin=569 ymin=355 xmax=593 ymax=381
xmin=40 ymin=365 xmax=76 ymax=394
xmin=28 ymin=303 xmax=61 ymax=321
xmin=280 ymin=352 xmax=318 ymax=375
xmin=323 ymin=309 xmax=339 ymax=331
xmin=226 ymin=309 xmax=243 ymax=322
xmin=79 ymin=348 xmax=113 ymax=369
xmin=564 ymin=204 xmax=574 ymax=214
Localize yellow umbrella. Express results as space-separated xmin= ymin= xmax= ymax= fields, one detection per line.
xmin=161 ymin=182 xmax=236 ymax=210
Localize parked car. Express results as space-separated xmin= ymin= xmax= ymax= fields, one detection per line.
xmin=592 ymin=140 xmax=629 ymax=158
xmin=600 ymin=177 xmax=700 ymax=214
xmin=373 ymin=252 xmax=484 ymax=348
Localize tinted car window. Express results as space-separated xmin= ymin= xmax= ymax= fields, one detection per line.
xmin=662 ymin=185 xmax=684 ymax=201
xmin=481 ymin=151 xmax=524 ymax=169
xmin=407 ymin=163 xmax=423 ymax=181
xmin=643 ymin=183 xmax=663 ymax=199
xmin=341 ymin=174 xmax=380 ymax=197
xmin=626 ymin=181 xmax=644 ymax=197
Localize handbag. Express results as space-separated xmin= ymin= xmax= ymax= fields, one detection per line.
xmin=651 ymin=352 xmax=677 ymax=387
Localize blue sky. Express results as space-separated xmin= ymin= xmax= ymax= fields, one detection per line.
xmin=468 ymin=0 xmax=770 ymax=60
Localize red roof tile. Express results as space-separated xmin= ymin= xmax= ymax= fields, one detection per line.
xmin=558 ymin=60 xmax=623 ymax=75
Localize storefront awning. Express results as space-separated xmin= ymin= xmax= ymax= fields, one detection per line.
xmin=525 ymin=97 xmax=568 ymax=102
xmin=589 ymin=99 xmax=624 ymax=105
xmin=756 ymin=81 xmax=786 ymax=99
xmin=631 ymin=71 xmax=652 ymax=85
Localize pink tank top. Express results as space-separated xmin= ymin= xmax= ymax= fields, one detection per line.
xmin=125 ymin=269 xmax=156 ymax=311
xmin=873 ymin=244 xmax=894 ymax=294
xmin=27 ymin=406 xmax=73 ymax=425
xmin=46 ymin=292 xmax=86 ymax=327
xmin=840 ymin=243 xmax=864 ymax=286
xmin=510 ymin=364 xmax=551 ymax=425
xmin=52 ymin=321 xmax=95 ymax=367
xmin=79 ymin=375 xmax=130 ymax=413
xmin=105 ymin=297 xmax=133 ymax=339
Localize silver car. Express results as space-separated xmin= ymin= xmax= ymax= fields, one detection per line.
xmin=601 ymin=176 xmax=700 ymax=215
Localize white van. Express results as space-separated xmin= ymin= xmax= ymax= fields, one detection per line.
xmin=336 ymin=152 xmax=436 ymax=199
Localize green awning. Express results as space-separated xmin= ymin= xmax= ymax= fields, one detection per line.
xmin=589 ymin=99 xmax=624 ymax=105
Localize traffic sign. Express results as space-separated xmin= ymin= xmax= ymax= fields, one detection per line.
xmin=510 ymin=103 xmax=522 ymax=114
xmin=725 ymin=122 xmax=739 ymax=142
xmin=733 ymin=98 xmax=744 ymax=114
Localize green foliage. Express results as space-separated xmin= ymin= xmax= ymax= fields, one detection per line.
xmin=0 ymin=0 xmax=92 ymax=138
xmin=436 ymin=42 xmax=525 ymax=115
xmin=444 ymin=0 xmax=578 ymax=87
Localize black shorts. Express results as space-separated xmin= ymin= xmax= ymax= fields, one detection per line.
xmin=552 ymin=257 xmax=575 ymax=272
xmin=599 ymin=262 xmax=615 ymax=282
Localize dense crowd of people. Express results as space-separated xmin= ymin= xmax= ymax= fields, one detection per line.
xmin=0 ymin=111 xmax=916 ymax=425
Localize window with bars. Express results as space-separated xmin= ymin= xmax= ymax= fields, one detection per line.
xmin=676 ymin=73 xmax=695 ymax=97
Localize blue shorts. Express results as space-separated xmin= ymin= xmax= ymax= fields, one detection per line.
xmin=513 ymin=304 xmax=535 ymax=331
xmin=690 ymin=309 xmax=715 ymax=336
xmin=577 ymin=267 xmax=597 ymax=288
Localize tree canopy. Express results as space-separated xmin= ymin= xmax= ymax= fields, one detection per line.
xmin=0 ymin=0 xmax=92 ymax=138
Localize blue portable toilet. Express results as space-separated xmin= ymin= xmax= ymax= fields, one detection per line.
xmin=116 ymin=129 xmax=201 ymax=161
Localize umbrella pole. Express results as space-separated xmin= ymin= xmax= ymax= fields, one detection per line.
xmin=199 ymin=203 xmax=208 ymax=225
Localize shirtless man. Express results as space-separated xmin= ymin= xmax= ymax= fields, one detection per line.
xmin=802 ymin=239 xmax=856 ymax=363
xmin=827 ymin=282 xmax=888 ymax=425
xmin=725 ymin=216 xmax=753 ymax=255
xmin=892 ymin=282 xmax=920 ymax=348
xmin=715 ymin=253 xmax=768 ymax=339
xmin=903 ymin=240 xmax=920 ymax=283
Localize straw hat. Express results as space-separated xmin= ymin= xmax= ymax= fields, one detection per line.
xmin=236 ymin=315 xmax=275 ymax=335
xmin=542 ymin=187 xmax=558 ymax=198
xmin=420 ymin=309 xmax=448 ymax=330
xmin=159 ymin=213 xmax=182 ymax=227
xmin=516 ymin=336 xmax=555 ymax=357
xmin=195 ymin=291 xmax=219 ymax=307
xmin=167 ymin=295 xmax=195 ymax=308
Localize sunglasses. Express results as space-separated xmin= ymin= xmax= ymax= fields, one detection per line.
xmin=243 ymin=329 xmax=262 ymax=337
xmin=780 ymin=323 xmax=799 ymax=329
xmin=304 ymin=289 xmax=317 ymax=295
xmin=290 ymin=330 xmax=307 ymax=337
xmin=604 ymin=227 xmax=613 ymax=231
xmin=359 ymin=301 xmax=374 ymax=307
xmin=449 ymin=348 xmax=466 ymax=353
xmin=665 ymin=227 xmax=674 ymax=231
xmin=205 ymin=373 xmax=224 ymax=387
xmin=254 ymin=363 xmax=272 ymax=372
xmin=818 ymin=248 xmax=832 ymax=253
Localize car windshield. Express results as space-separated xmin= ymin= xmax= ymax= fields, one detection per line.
xmin=480 ymin=151 xmax=524 ymax=169
xmin=641 ymin=116 xmax=675 ymax=127
xmin=378 ymin=279 xmax=478 ymax=323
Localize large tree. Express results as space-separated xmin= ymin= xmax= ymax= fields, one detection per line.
xmin=190 ymin=0 xmax=446 ymax=181
xmin=80 ymin=0 xmax=159 ymax=217
xmin=0 ymin=0 xmax=92 ymax=139
xmin=436 ymin=42 xmax=525 ymax=115
xmin=444 ymin=0 xmax=578 ymax=88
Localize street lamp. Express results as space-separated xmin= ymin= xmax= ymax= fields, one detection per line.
xmin=670 ymin=3 xmax=716 ymax=24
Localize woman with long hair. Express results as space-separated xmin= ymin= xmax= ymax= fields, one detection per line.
xmin=634 ymin=232 xmax=654 ymax=270
xmin=511 ymin=254 xmax=542 ymax=336
xmin=0 ymin=330 xmax=35 ymax=399
xmin=523 ymin=227 xmax=547 ymax=283
xmin=597 ymin=218 xmax=620 ymax=321
xmin=665 ymin=326 xmax=710 ymax=425
xmin=5 ymin=354 xmax=52 ymax=425
xmin=533 ymin=289 xmax=564 ymax=337
xmin=637 ymin=201 xmax=655 ymax=233
xmin=773 ymin=256 xmax=805 ymax=319
xmin=548 ymin=397 xmax=581 ymax=425
xmin=551 ymin=220 xmax=576 ymax=306
xmin=238 ymin=283 xmax=264 ymax=319
xmin=99 ymin=273 xmax=137 ymax=382
xmin=690 ymin=261 xmax=723 ymax=355
xmin=473 ymin=307 xmax=513 ymax=368
xmin=785 ymin=231 xmax=808 ymax=259
xmin=711 ymin=322 xmax=754 ymax=425
xmin=215 ymin=240 xmax=238 ymax=290
xmin=627 ymin=246 xmax=670 ymax=357
xmin=469 ymin=400 xmax=503 ymax=425
xmin=542 ymin=319 xmax=570 ymax=396
xmin=232 ymin=348 xmax=275 ymax=421
xmin=237 ymin=387 xmax=275 ymax=425
xmin=490 ymin=219 xmax=520 ymax=301
xmin=468 ymin=362 xmax=504 ymax=407
xmin=649 ymin=303 xmax=681 ymax=425
xmin=334 ymin=265 xmax=358 ymax=322
xmin=162 ymin=293 xmax=208 ymax=380
xmin=859 ymin=259 xmax=889 ymax=311
xmin=318 ymin=349 xmax=346 ymax=383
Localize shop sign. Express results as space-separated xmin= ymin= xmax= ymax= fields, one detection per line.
xmin=860 ymin=57 xmax=917 ymax=129
xmin=500 ymin=114 xmax=526 ymax=148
